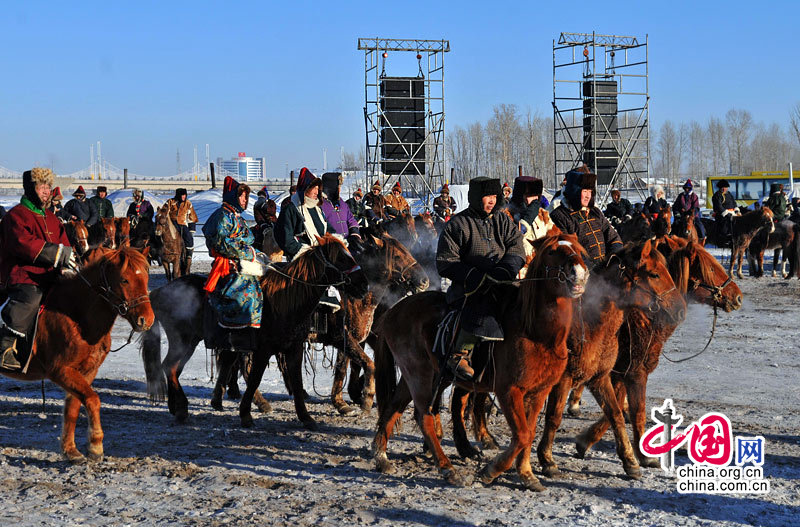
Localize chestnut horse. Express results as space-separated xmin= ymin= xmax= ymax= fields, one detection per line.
xmin=411 ymin=212 xmax=442 ymax=291
xmin=153 ymin=205 xmax=183 ymax=281
xmin=65 ymin=219 xmax=90 ymax=255
xmin=700 ymin=207 xmax=775 ymax=278
xmin=672 ymin=211 xmax=701 ymax=245
xmin=88 ymin=217 xmax=116 ymax=249
xmin=114 ymin=217 xmax=131 ymax=248
xmin=142 ymin=235 xmax=369 ymax=429
xmin=616 ymin=213 xmax=653 ymax=243
xmin=372 ymin=233 xmax=589 ymax=489
xmin=747 ymin=219 xmax=795 ymax=278
xmin=575 ymin=236 xmax=742 ymax=467
xmin=0 ymin=247 xmax=154 ymax=462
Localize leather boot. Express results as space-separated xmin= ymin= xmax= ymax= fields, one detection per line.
xmin=0 ymin=332 xmax=21 ymax=370
xmin=182 ymin=249 xmax=193 ymax=275
xmin=447 ymin=348 xmax=474 ymax=380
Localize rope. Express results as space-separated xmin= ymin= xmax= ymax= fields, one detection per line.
xmin=109 ymin=329 xmax=136 ymax=353
xmin=661 ymin=305 xmax=718 ymax=363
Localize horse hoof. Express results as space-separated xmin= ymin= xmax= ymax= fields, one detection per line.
xmin=541 ymin=464 xmax=562 ymax=479
xmin=480 ymin=436 xmax=500 ymax=451
xmin=374 ymin=453 xmax=394 ymax=474
xmin=336 ymin=405 xmax=359 ymax=417
xmin=302 ymin=419 xmax=318 ymax=432
xmin=625 ymin=464 xmax=642 ymax=480
xmin=240 ymin=416 xmax=254 ymax=428
xmin=210 ymin=398 xmax=223 ymax=412
xmin=520 ymin=474 xmax=546 ymax=491
xmin=457 ymin=444 xmax=483 ymax=460
xmin=65 ymin=450 xmax=86 ymax=464
xmin=478 ymin=465 xmax=496 ymax=485
xmin=567 ymin=404 xmax=582 ymax=417
xmin=174 ymin=409 xmax=189 ymax=424
xmin=88 ymin=452 xmax=104 ymax=462
xmin=227 ymin=387 xmax=241 ymax=400
xmin=639 ymin=456 xmax=660 ymax=468
xmin=574 ymin=437 xmax=590 ymax=459
xmin=442 ymin=468 xmax=472 ymax=487
xmin=256 ymin=400 xmax=273 ymax=414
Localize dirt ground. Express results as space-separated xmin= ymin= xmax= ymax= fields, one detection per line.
xmin=0 ymin=258 xmax=798 ymax=527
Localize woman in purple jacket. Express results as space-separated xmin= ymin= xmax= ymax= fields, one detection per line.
xmin=320 ymin=172 xmax=363 ymax=250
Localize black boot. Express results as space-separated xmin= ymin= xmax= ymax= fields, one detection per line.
xmin=182 ymin=248 xmax=193 ymax=275
xmin=447 ymin=348 xmax=474 ymax=381
xmin=0 ymin=330 xmax=22 ymax=370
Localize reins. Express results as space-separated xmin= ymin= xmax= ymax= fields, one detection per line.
xmin=265 ymin=247 xmax=360 ymax=288
xmin=73 ymin=259 xmax=151 ymax=317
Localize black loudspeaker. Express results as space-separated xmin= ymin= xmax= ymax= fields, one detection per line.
xmin=583 ymin=149 xmax=619 ymax=168
xmin=380 ymin=110 xmax=425 ymax=128
xmin=583 ymin=99 xmax=618 ymax=116
xmin=596 ymin=168 xmax=616 ymax=185
xmin=582 ymin=80 xmax=618 ymax=98
xmin=381 ymin=128 xmax=424 ymax=145
xmin=379 ymin=76 xmax=426 ymax=175
xmin=381 ymin=160 xmax=425 ymax=175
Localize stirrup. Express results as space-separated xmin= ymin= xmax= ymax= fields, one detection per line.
xmin=1 ymin=347 xmax=22 ymax=370
xmin=447 ymin=352 xmax=474 ymax=381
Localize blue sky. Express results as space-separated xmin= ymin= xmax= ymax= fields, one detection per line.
xmin=0 ymin=1 xmax=796 ymax=177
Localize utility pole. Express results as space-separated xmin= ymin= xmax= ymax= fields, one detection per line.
xmin=176 ymin=148 xmax=181 ymax=175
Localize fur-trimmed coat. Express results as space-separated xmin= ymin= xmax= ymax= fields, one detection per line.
xmin=551 ymin=203 xmax=623 ymax=263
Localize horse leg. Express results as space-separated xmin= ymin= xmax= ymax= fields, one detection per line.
xmin=625 ymin=374 xmax=659 ymax=468
xmin=372 ymin=376 xmax=412 ymax=474
xmin=772 ymin=248 xmax=781 ymax=278
xmin=211 ymin=350 xmax=237 ymax=411
xmin=239 ymin=351 xmax=270 ymax=428
xmin=414 ymin=403 xmax=468 ymax=486
xmin=239 ymin=352 xmax=271 ymax=413
xmin=162 ymin=337 xmax=199 ymax=423
xmin=567 ymin=385 xmax=584 ymax=416
xmin=514 ymin=392 xmax=548 ymax=491
xmin=226 ymin=354 xmax=241 ymax=399
xmin=347 ymin=361 xmax=364 ymax=406
xmin=480 ymin=386 xmax=531 ymax=487
xmin=472 ymin=392 xmax=500 ymax=451
xmin=284 ymin=344 xmax=317 ymax=430
xmin=583 ymin=375 xmax=641 ymax=479
xmin=51 ymin=367 xmax=104 ymax=462
xmin=536 ymin=378 xmax=571 ymax=478
xmin=452 ymin=386 xmax=481 ymax=459
xmin=735 ymin=246 xmax=745 ymax=279
xmin=330 ymin=348 xmax=354 ymax=415
xmin=348 ymin=336 xmax=375 ymax=413
xmin=576 ymin=378 xmax=626 ymax=456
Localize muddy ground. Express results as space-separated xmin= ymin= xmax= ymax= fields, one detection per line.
xmin=0 ymin=257 xmax=798 ymax=526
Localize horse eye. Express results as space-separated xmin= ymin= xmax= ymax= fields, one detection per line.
xmin=648 ymin=271 xmax=660 ymax=279
xmin=120 ymin=278 xmax=129 ymax=284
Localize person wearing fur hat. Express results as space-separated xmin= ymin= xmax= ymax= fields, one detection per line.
xmin=551 ymin=166 xmax=623 ymax=263
xmin=363 ymin=180 xmax=383 ymax=209
xmin=0 ymin=168 xmax=77 ymax=370
xmin=166 ymin=188 xmax=199 ymax=275
xmin=436 ymin=177 xmax=526 ymax=380
xmin=280 ymin=185 xmax=297 ymax=211
xmin=346 ymin=188 xmax=366 ymax=225
xmin=125 ymin=189 xmax=154 ymax=227
xmin=384 ymin=181 xmax=410 ymax=218
xmin=320 ymin=172 xmax=362 ymax=247
xmin=501 ymin=182 xmax=512 ymax=206
xmin=201 ymin=176 xmax=263 ymax=336
xmin=672 ymin=179 xmax=706 ymax=240
xmin=644 ymin=184 xmax=668 ymax=217
xmin=89 ymin=186 xmax=114 ymax=219
xmin=604 ymin=189 xmax=633 ymax=225
xmin=766 ymin=183 xmax=787 ymax=222
xmin=507 ymin=176 xmax=553 ymax=242
xmin=712 ymin=179 xmax=738 ymax=244
xmin=433 ymin=183 xmax=457 ymax=219
xmin=47 ymin=186 xmax=67 ymax=221
xmin=64 ymin=185 xmax=99 ymax=226
xmin=253 ymin=186 xmax=277 ymax=227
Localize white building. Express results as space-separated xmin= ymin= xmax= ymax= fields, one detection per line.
xmin=216 ymin=153 xmax=266 ymax=182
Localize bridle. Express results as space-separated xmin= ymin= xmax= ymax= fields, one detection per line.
xmin=266 ymin=245 xmax=361 ymax=288
xmin=75 ymin=259 xmax=151 ymax=316
xmin=608 ymin=255 xmax=677 ymax=314
xmin=689 ymin=275 xmax=732 ymax=306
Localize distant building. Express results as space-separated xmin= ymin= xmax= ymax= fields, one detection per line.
xmin=217 ymin=153 xmax=266 ymax=182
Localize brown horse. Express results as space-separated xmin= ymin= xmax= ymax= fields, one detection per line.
xmin=65 ymin=219 xmax=90 ymax=255
xmin=372 ymin=233 xmax=589 ymax=489
xmin=616 ymin=213 xmax=653 ymax=243
xmin=574 ymin=236 xmax=742 ymax=467
xmin=153 ymin=205 xmax=183 ymax=281
xmin=672 ymin=211 xmax=701 ymax=245
xmin=114 ymin=217 xmax=131 ymax=248
xmin=747 ymin=219 xmax=795 ymax=278
xmin=1 ymin=247 xmax=154 ymax=462
xmin=411 ymin=211 xmax=441 ymax=290
xmin=88 ymin=217 xmax=117 ymax=249
xmin=381 ymin=210 xmax=418 ymax=249
xmin=260 ymin=224 xmax=284 ymax=263
xmin=700 ymin=207 xmax=775 ymax=278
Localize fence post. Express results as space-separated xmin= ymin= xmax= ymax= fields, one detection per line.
xmin=123 ymin=168 xmax=128 ymax=189
xmin=210 ymin=163 xmax=216 ymax=189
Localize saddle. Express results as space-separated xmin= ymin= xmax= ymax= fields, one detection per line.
xmin=0 ymin=305 xmax=43 ymax=374
xmin=202 ymin=299 xmax=258 ymax=353
xmin=432 ymin=310 xmax=492 ymax=382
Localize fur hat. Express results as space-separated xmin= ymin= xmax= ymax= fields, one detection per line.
xmin=650 ymin=184 xmax=664 ymax=198
xmin=371 ymin=180 xmax=381 ymax=192
xmin=391 ymin=181 xmax=402 ymax=193
xmin=73 ymin=185 xmax=86 ymax=197
xmin=467 ymin=177 xmax=502 ymax=213
xmin=96 ymin=186 xmax=107 ymax=194
xmin=502 ymin=182 xmax=511 ymax=194
xmin=22 ymin=168 xmax=55 ymax=209
xmin=174 ymin=188 xmax=188 ymax=201
xmin=682 ymin=179 xmax=693 ymax=190
xmin=564 ymin=166 xmax=597 ymax=209
xmin=716 ymin=179 xmax=730 ymax=189
xmin=511 ymin=176 xmax=543 ymax=206
xmin=353 ymin=188 xmax=363 ymax=198
xmin=51 ymin=186 xmax=63 ymax=202
xmin=441 ymin=183 xmax=450 ymax=194
xmin=296 ymin=167 xmax=319 ymax=196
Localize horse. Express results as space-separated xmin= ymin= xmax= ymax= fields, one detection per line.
xmin=411 ymin=212 xmax=441 ymax=290
xmin=616 ymin=213 xmax=652 ymax=243
xmin=747 ymin=219 xmax=795 ymax=278
xmin=381 ymin=210 xmax=418 ymax=249
xmin=649 ymin=205 xmax=672 ymax=237
xmin=700 ymin=207 xmax=775 ymax=278
xmin=88 ymin=217 xmax=117 ymax=249
xmin=0 ymin=247 xmax=154 ymax=463
xmin=65 ymin=219 xmax=90 ymax=255
xmin=142 ymin=235 xmax=369 ymax=430
xmin=259 ymin=224 xmax=283 ymax=263
xmin=672 ymin=211 xmax=701 ymax=244
xmin=114 ymin=217 xmax=131 ymax=248
xmin=372 ymin=233 xmax=590 ymax=489
xmin=573 ymin=236 xmax=742 ymax=467
xmin=153 ymin=205 xmax=183 ymax=281
xmin=130 ymin=216 xmax=161 ymax=266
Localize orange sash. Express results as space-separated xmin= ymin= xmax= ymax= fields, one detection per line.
xmin=203 ymin=250 xmax=233 ymax=293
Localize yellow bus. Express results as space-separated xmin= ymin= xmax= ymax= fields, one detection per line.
xmin=706 ymin=171 xmax=793 ymax=209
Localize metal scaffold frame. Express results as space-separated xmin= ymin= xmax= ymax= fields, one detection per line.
xmin=358 ymin=38 xmax=449 ymax=207
xmin=553 ymin=32 xmax=650 ymax=205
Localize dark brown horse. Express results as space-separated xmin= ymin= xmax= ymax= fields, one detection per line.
xmin=153 ymin=204 xmax=183 ymax=281
xmin=65 ymin=219 xmax=90 ymax=256
xmin=411 ymin=212 xmax=442 ymax=291
xmin=747 ymin=219 xmax=795 ymax=278
xmin=1 ymin=247 xmax=154 ymax=462
xmin=381 ymin=210 xmax=418 ymax=249
xmin=616 ymin=213 xmax=653 ymax=243
xmin=700 ymin=207 xmax=775 ymax=278
xmin=672 ymin=211 xmax=702 ymax=245
xmin=89 ymin=217 xmax=117 ymax=249
xmin=114 ymin=216 xmax=131 ymax=248
xmin=142 ymin=235 xmax=369 ymax=430
xmin=372 ymin=233 xmax=590 ymax=489
xmin=574 ymin=236 xmax=742 ymax=467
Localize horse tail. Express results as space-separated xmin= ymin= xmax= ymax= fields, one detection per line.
xmin=141 ymin=311 xmax=166 ymax=402
xmin=792 ymin=223 xmax=800 ymax=278
xmin=373 ymin=323 xmax=397 ymax=423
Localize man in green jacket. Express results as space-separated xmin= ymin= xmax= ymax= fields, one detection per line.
xmin=89 ymin=186 xmax=114 ymax=218
xmin=766 ymin=183 xmax=787 ymax=222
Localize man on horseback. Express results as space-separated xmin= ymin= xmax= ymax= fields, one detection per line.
xmin=766 ymin=183 xmax=787 ymax=222
xmin=712 ymin=179 xmax=738 ymax=245
xmin=0 ymin=168 xmax=78 ymax=370
xmin=604 ymin=189 xmax=633 ymax=226
xmin=436 ymin=177 xmax=526 ymax=380
xmin=64 ymin=186 xmax=99 ymax=227
xmin=320 ymin=172 xmax=363 ymax=249
xmin=166 ymin=188 xmax=198 ymax=275
xmin=252 ymin=186 xmax=278 ymax=248
xmin=202 ymin=176 xmax=264 ymax=335
xmin=126 ymin=188 xmax=154 ymax=228
xmin=346 ymin=188 xmax=366 ymax=226
xmin=89 ymin=186 xmax=114 ymax=220
xmin=433 ymin=183 xmax=457 ymax=220
xmin=384 ymin=181 xmax=410 ymax=219
xmin=672 ymin=179 xmax=706 ymax=241
xmin=551 ymin=166 xmax=623 ymax=265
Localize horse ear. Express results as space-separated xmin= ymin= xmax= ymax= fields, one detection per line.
xmin=314 ymin=234 xmax=325 ymax=245
xmin=371 ymin=234 xmax=384 ymax=248
xmin=140 ymin=246 xmax=151 ymax=258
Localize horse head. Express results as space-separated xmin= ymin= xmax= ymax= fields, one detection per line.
xmin=81 ymin=246 xmax=154 ymax=331
xmin=602 ymin=240 xmax=686 ymax=324
xmin=68 ymin=219 xmax=90 ymax=256
xmin=115 ymin=217 xmax=131 ymax=248
xmin=360 ymin=229 xmax=429 ymax=293
xmin=527 ymin=233 xmax=590 ymax=299
xmin=312 ymin=234 xmax=369 ymax=299
xmin=99 ymin=217 xmax=117 ymax=249
xmin=758 ymin=206 xmax=776 ymax=234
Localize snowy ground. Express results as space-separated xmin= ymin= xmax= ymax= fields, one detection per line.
xmin=0 ymin=255 xmax=798 ymax=527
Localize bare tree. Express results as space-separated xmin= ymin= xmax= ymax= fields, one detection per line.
xmin=726 ymin=108 xmax=753 ymax=175
xmin=790 ymin=102 xmax=800 ymax=148
xmin=707 ymin=117 xmax=727 ymax=176
xmin=656 ymin=120 xmax=677 ymax=188
xmin=487 ymin=104 xmax=521 ymax=184
xmin=688 ymin=120 xmax=706 ymax=180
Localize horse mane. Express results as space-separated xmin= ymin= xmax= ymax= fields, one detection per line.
xmin=84 ymin=246 xmax=150 ymax=275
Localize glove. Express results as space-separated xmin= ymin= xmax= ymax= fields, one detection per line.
xmin=66 ymin=249 xmax=80 ymax=270
xmin=488 ymin=265 xmax=514 ymax=283
xmin=464 ymin=268 xmax=488 ymax=295
xmin=722 ymin=209 xmax=734 ymax=218
xmin=347 ymin=234 xmax=365 ymax=254
xmin=624 ymin=214 xmax=632 ymax=221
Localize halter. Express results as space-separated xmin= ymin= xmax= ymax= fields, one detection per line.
xmin=75 ymin=259 xmax=151 ymax=316
xmin=266 ymin=245 xmax=361 ymax=288
xmin=690 ymin=275 xmax=732 ymax=305
xmin=608 ymin=255 xmax=677 ymax=314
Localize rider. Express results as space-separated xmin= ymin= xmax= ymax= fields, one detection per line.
xmin=320 ymin=172 xmax=363 ymax=248
xmin=253 ymin=186 xmax=277 ymax=226
xmin=363 ymin=180 xmax=382 ymax=209
xmin=165 ymin=188 xmax=198 ymax=275
xmin=766 ymin=183 xmax=787 ymax=222
xmin=604 ymin=189 xmax=633 ymax=226
xmin=345 ymin=188 xmax=366 ymax=225
xmin=64 ymin=186 xmax=99 ymax=227
xmin=644 ymin=184 xmax=668 ymax=218
xmin=507 ymin=176 xmax=551 ymax=239
xmin=672 ymin=179 xmax=706 ymax=241
xmin=0 ymin=168 xmax=77 ymax=370
xmin=89 ymin=186 xmax=114 ymax=219
xmin=550 ymin=166 xmax=623 ymax=265
xmin=432 ymin=183 xmax=457 ymax=220
xmin=436 ymin=177 xmax=526 ymax=380
xmin=125 ymin=188 xmax=154 ymax=227
xmin=712 ymin=179 xmax=737 ymax=244
xmin=202 ymin=176 xmax=263 ymax=333
xmin=384 ymin=181 xmax=410 ymax=218
xmin=47 ymin=186 xmax=67 ymax=221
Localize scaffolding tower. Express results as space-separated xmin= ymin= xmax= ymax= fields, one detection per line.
xmin=358 ymin=38 xmax=449 ymax=207
xmin=553 ymin=32 xmax=650 ymax=205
